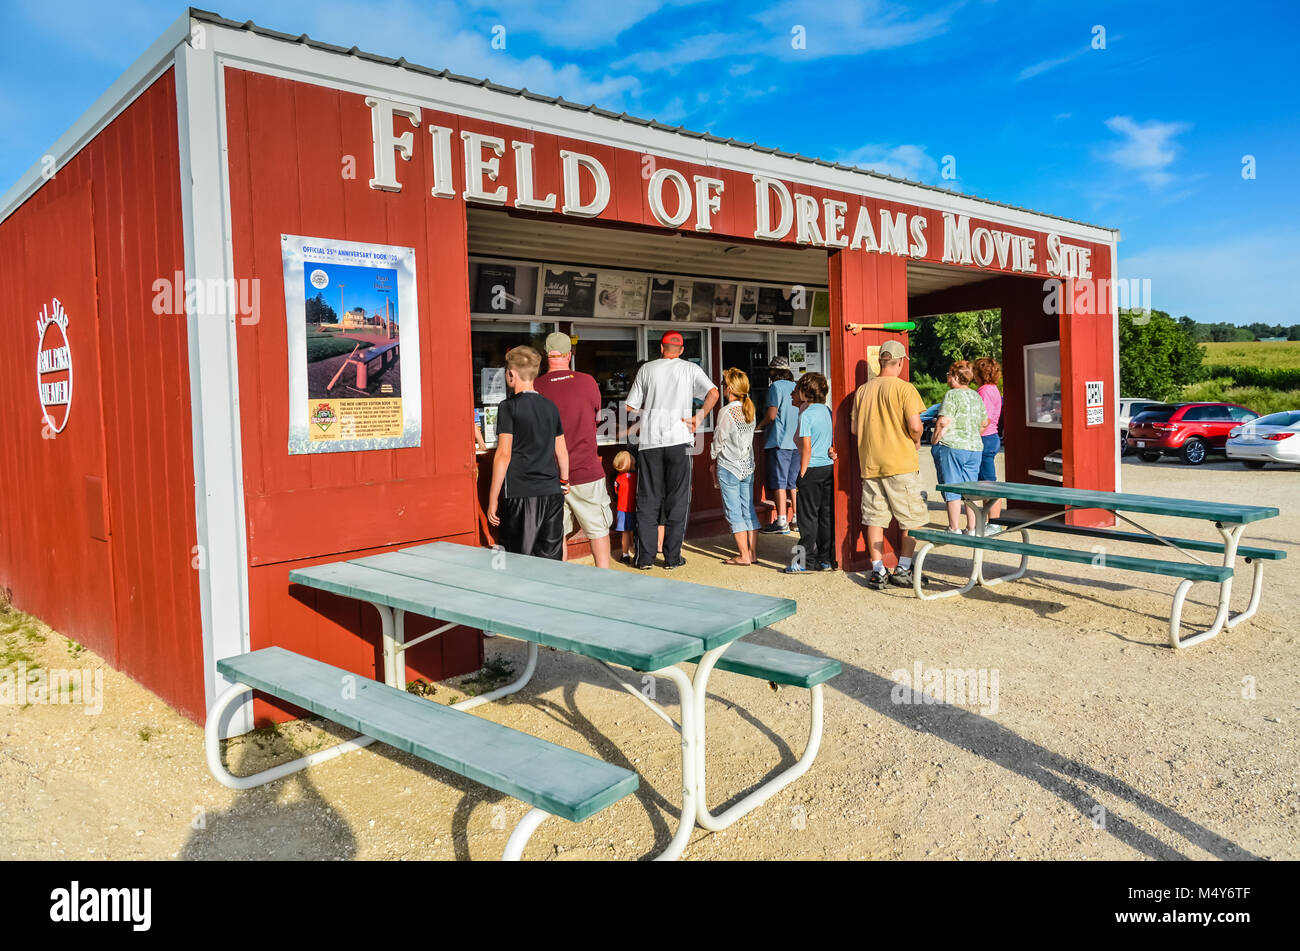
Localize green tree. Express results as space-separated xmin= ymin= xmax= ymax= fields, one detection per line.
xmin=1119 ymin=308 xmax=1204 ymax=401
xmin=305 ymin=292 xmax=338 ymax=326
xmin=909 ymin=309 xmax=1001 ymax=379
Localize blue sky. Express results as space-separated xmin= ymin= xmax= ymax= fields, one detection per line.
xmin=2 ymin=0 xmax=1296 ymax=324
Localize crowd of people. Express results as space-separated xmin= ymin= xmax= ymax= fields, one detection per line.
xmin=484 ymin=329 xmax=1004 ymax=584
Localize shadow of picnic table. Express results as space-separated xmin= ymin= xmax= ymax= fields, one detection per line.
xmin=743 ymin=626 xmax=1264 ymax=861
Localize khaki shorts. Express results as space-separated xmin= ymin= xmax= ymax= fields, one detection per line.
xmin=860 ymin=471 xmax=929 ymax=529
xmin=564 ymin=478 xmax=613 ymax=539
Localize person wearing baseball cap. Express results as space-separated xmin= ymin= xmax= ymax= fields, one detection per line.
xmin=623 ymin=331 xmax=719 ymax=568
xmin=534 ymin=331 xmax=614 ymax=569
xmin=850 ymin=338 xmax=928 ymax=590
xmin=759 ymin=355 xmax=800 ymax=534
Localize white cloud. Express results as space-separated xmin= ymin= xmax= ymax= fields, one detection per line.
xmin=753 ymin=0 xmax=957 ymax=57
xmin=612 ymin=32 xmax=739 ymax=73
xmin=837 ymin=143 xmax=939 ymax=183
xmin=1118 ymin=233 xmax=1298 ymax=324
xmin=1018 ymin=47 xmax=1088 ymax=81
xmin=1102 ymin=115 xmax=1190 ymax=188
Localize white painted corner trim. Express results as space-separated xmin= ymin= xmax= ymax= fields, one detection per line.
xmin=175 ymin=39 xmax=253 ymax=738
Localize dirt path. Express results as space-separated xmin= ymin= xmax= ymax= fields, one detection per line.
xmin=1 ymin=455 xmax=1295 ymax=860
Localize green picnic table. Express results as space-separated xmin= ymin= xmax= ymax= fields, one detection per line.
xmin=212 ymin=542 xmax=840 ymax=860
xmin=909 ymin=481 xmax=1283 ymax=648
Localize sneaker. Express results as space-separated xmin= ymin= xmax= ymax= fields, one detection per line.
xmin=983 ymin=525 xmax=1004 ymax=537
xmin=783 ymin=563 xmax=808 ymax=574
xmin=889 ymin=566 xmax=915 ymax=587
xmin=818 ymin=561 xmax=834 ymax=572
xmin=634 ymin=561 xmax=654 ymax=570
xmin=664 ymin=558 xmax=687 ymax=570
xmin=788 ymin=518 xmax=798 ymax=531
xmin=760 ymin=520 xmax=790 ymax=535
xmin=865 ymin=568 xmax=890 ymax=589
xmin=621 ymin=551 xmax=634 ymax=563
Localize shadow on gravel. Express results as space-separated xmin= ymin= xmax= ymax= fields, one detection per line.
xmin=741 ymin=625 xmax=1265 ymax=861
xmin=180 ymin=735 xmax=357 ymax=860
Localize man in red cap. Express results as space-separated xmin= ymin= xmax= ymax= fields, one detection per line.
xmin=624 ymin=332 xmax=719 ymax=569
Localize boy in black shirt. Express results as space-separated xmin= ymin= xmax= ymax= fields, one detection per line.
xmin=487 ymin=345 xmax=570 ymax=559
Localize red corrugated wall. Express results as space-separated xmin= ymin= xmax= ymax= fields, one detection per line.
xmin=0 ymin=71 xmax=206 ymax=720
xmin=222 ymin=69 xmax=482 ymax=721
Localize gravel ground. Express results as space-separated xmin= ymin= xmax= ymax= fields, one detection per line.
xmin=1 ymin=453 xmax=1296 ymax=861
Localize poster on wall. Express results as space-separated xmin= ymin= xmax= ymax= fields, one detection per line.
xmin=737 ymin=286 xmax=759 ymax=324
xmin=648 ymin=278 xmax=675 ymax=321
xmin=282 ymin=234 xmax=421 ymax=454
xmin=756 ymin=286 xmax=795 ymax=325
xmin=470 ymin=261 xmax=538 ymax=315
xmin=671 ymin=280 xmax=694 ymax=321
xmin=542 ymin=268 xmax=597 ymax=317
xmin=594 ymin=272 xmax=648 ymax=320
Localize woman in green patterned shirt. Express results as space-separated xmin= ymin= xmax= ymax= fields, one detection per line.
xmin=930 ymin=360 xmax=990 ymax=533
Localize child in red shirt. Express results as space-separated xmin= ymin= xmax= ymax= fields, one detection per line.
xmin=612 ymin=450 xmax=637 ymax=563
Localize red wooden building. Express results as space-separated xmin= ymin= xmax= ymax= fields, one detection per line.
xmin=0 ymin=10 xmax=1121 ymax=734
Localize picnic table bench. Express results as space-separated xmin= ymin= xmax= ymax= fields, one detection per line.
xmin=207 ymin=541 xmax=840 ymax=860
xmin=206 ymin=648 xmax=638 ymax=859
xmin=909 ymin=481 xmax=1283 ymax=649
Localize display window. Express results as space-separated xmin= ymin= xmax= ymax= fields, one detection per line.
xmin=573 ymin=325 xmax=639 ymax=445
xmin=641 ymin=326 xmax=713 ymax=432
xmin=721 ymin=330 xmax=770 ymax=410
xmin=1025 ymin=341 xmax=1062 ymax=428
xmin=471 ymin=320 xmax=555 ymax=447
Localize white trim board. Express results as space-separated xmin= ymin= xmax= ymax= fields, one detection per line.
xmin=175 ymin=40 xmax=253 ymax=737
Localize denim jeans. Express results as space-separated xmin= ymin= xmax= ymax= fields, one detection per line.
xmin=718 ymin=466 xmax=759 ymax=533
xmin=932 ymin=444 xmax=982 ymax=502
xmin=979 ymin=433 xmax=1001 ymax=481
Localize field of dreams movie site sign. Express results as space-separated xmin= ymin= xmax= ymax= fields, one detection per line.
xmin=365 ymin=97 xmax=1099 ymax=282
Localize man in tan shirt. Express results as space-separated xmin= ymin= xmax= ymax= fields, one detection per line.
xmin=850 ymin=339 xmax=927 ymax=590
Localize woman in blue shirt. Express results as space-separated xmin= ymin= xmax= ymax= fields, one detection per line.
xmin=785 ymin=372 xmax=836 ymax=573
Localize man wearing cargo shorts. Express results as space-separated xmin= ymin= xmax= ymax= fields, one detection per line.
xmin=535 ymin=332 xmax=613 ymax=568
xmin=851 ymin=339 xmax=927 ymax=590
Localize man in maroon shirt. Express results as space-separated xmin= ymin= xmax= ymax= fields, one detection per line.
xmin=535 ymin=332 xmax=613 ymax=568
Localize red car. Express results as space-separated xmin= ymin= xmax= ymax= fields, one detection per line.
xmin=1126 ymin=402 xmax=1259 ymax=464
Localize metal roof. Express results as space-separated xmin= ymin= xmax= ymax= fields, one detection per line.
xmin=188 ymin=6 xmax=1118 ymax=237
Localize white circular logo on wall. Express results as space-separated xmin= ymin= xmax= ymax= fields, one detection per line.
xmin=309 ymin=268 xmax=330 ymax=289
xmin=36 ymin=297 xmax=73 ymax=434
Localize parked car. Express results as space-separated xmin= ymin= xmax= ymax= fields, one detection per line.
xmin=1126 ymin=402 xmax=1259 ymax=464
xmin=1226 ymin=410 xmax=1300 ymax=468
xmin=1118 ymin=397 xmax=1161 ymax=455
xmin=921 ymin=403 xmax=941 ymax=443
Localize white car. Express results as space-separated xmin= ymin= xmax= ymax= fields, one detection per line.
xmin=1226 ymin=410 xmax=1300 ymax=468
xmin=1118 ymin=397 xmax=1161 ymax=454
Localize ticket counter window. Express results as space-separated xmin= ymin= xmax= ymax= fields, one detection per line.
xmin=575 ymin=326 xmax=638 ymax=444
xmin=471 ymin=321 xmax=553 ymax=446
xmin=776 ymin=333 xmax=824 ymax=380
xmin=721 ymin=330 xmax=769 ymax=411
xmin=641 ymin=327 xmax=712 ymax=431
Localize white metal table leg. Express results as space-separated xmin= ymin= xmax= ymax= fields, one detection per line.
xmin=1170 ymin=523 xmax=1245 ymax=649
xmin=690 ymin=646 xmax=825 ymax=832
xmin=912 ymin=541 xmax=981 ymax=600
xmin=1226 ymin=557 xmax=1265 ymax=629
xmin=452 ymin=642 xmax=539 ymax=711
xmin=501 ymin=807 xmax=550 ymax=860
xmin=648 ymin=664 xmax=699 ymax=861
xmin=204 ymin=682 xmax=378 ymax=790
xmin=370 ymin=602 xmax=398 ymax=687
